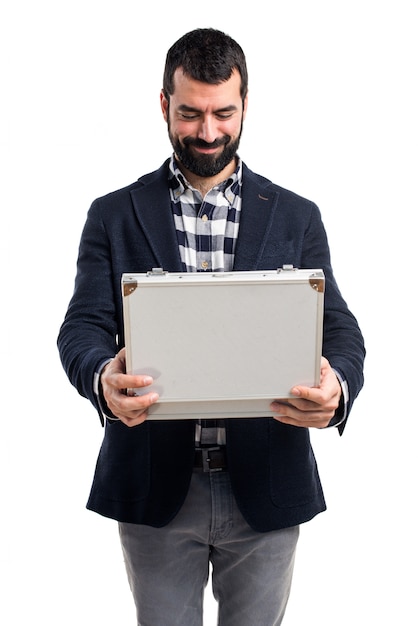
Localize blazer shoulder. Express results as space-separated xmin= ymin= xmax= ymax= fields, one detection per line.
xmin=91 ymin=160 xmax=170 ymax=208
xmin=242 ymin=163 xmax=318 ymax=211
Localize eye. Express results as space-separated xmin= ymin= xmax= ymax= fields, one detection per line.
xmin=178 ymin=110 xmax=200 ymax=120
xmin=216 ymin=113 xmax=234 ymax=120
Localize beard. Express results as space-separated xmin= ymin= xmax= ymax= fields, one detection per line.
xmin=167 ymin=117 xmax=243 ymax=178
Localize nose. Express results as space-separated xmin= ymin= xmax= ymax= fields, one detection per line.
xmin=197 ymin=115 xmax=218 ymax=144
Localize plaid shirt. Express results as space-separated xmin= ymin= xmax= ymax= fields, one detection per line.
xmin=169 ymin=155 xmax=243 ymax=445
xmin=168 ymin=155 xmax=242 ymax=273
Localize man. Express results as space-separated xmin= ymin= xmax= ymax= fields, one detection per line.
xmin=58 ymin=28 xmax=365 ymax=625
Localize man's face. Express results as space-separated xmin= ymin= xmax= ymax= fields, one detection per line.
xmin=160 ymin=68 xmax=247 ymax=179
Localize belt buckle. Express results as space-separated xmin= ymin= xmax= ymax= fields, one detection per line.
xmin=201 ymin=446 xmax=223 ymax=473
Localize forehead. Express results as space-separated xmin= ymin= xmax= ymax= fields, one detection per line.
xmin=171 ymin=67 xmax=242 ymax=109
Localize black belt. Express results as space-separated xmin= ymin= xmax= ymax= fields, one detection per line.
xmin=194 ymin=446 xmax=227 ymax=473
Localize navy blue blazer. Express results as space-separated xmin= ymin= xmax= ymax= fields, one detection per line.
xmin=58 ymin=160 xmax=365 ymax=532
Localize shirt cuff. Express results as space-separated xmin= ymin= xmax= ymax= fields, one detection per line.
xmin=327 ymin=368 xmax=349 ymax=428
xmin=94 ymin=358 xmax=120 ymax=422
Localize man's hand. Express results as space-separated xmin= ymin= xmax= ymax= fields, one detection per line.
xmin=270 ymin=357 xmax=341 ymax=429
xmin=101 ymin=348 xmax=159 ymax=427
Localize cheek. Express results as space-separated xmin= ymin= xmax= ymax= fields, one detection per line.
xmin=171 ymin=121 xmax=198 ymax=140
xmin=222 ymin=120 xmax=242 ymax=139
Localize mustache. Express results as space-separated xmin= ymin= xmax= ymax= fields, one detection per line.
xmin=182 ymin=136 xmax=230 ymax=149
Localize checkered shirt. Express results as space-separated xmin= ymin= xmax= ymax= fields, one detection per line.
xmin=168 ymin=155 xmax=242 ymax=273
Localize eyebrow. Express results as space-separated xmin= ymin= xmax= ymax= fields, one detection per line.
xmin=177 ymin=104 xmax=238 ymax=114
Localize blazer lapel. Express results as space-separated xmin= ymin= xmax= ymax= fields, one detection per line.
xmin=129 ymin=161 xmax=281 ymax=273
xmin=130 ymin=162 xmax=183 ymax=272
xmin=233 ymin=165 xmax=281 ymax=271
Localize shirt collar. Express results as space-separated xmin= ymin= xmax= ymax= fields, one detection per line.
xmin=168 ymin=154 xmax=242 ymax=203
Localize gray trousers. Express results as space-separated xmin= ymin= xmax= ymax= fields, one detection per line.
xmin=119 ymin=470 xmax=299 ymax=626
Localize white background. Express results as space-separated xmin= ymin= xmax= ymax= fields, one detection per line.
xmin=2 ymin=1 xmax=417 ymax=624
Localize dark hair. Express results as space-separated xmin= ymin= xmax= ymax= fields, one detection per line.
xmin=163 ymin=28 xmax=248 ymax=101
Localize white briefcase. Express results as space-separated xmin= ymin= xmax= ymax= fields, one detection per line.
xmin=122 ymin=267 xmax=324 ymax=419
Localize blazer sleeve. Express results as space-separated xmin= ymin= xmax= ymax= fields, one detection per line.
xmin=57 ymin=198 xmax=121 ymax=423
xmin=300 ymin=202 xmax=365 ymax=431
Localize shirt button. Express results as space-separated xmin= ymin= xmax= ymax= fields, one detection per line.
xmin=201 ymin=261 xmax=209 ymax=270
xmin=201 ymin=214 xmax=208 ymax=222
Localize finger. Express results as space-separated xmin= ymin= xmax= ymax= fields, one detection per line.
xmin=107 ymin=389 xmax=159 ymax=418
xmin=289 ymin=384 xmax=340 ymax=411
xmin=118 ymin=373 xmax=155 ymax=391
xmin=117 ymin=391 xmax=160 ymax=426
xmin=270 ymin=399 xmax=336 ymax=426
xmin=270 ymin=394 xmax=321 ymax=414
xmin=290 ymin=385 xmax=322 ymax=403
xmin=104 ymin=367 xmax=155 ymax=395
xmin=274 ymin=413 xmax=332 ymax=429
xmin=118 ymin=412 xmax=149 ymax=428
xmin=271 ymin=396 xmax=339 ymax=418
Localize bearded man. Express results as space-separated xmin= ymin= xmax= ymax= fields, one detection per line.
xmin=58 ymin=28 xmax=365 ymax=626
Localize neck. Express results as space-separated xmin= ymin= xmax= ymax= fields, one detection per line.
xmin=176 ymin=158 xmax=237 ymax=196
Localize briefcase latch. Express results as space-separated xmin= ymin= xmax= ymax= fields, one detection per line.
xmin=147 ymin=267 xmax=167 ymax=276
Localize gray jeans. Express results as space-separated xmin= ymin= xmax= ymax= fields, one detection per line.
xmin=119 ymin=470 xmax=299 ymax=626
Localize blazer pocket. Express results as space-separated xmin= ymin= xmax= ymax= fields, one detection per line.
xmin=93 ymin=421 xmax=151 ymax=502
xmin=268 ymin=421 xmax=322 ymax=508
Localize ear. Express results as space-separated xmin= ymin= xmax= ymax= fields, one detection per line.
xmin=160 ymin=89 xmax=169 ymax=122
xmin=242 ymin=92 xmax=249 ymax=120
